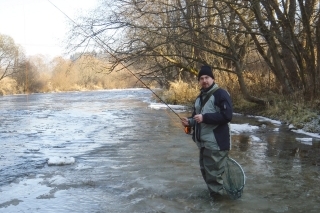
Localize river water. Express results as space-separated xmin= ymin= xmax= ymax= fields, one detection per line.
xmin=0 ymin=89 xmax=320 ymax=213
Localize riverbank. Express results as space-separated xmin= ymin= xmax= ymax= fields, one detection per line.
xmin=233 ymin=103 xmax=320 ymax=135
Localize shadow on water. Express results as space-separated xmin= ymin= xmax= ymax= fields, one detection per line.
xmin=1 ymin=90 xmax=320 ymax=213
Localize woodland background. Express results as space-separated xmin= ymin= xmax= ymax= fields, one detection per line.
xmin=1 ymin=0 xmax=320 ymax=131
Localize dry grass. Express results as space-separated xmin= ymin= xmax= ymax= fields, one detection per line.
xmin=157 ymin=80 xmax=199 ymax=106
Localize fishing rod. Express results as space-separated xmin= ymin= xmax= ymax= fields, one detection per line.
xmin=47 ymin=0 xmax=184 ymax=122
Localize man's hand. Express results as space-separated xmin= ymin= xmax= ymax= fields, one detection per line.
xmin=181 ymin=117 xmax=189 ymax=127
xmin=193 ymin=114 xmax=203 ymax=123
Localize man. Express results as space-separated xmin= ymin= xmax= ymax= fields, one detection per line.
xmin=181 ymin=65 xmax=233 ymax=199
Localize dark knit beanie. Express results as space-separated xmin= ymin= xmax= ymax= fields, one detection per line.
xmin=198 ymin=65 xmax=214 ymax=80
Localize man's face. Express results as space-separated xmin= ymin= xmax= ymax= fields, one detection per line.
xmin=199 ymin=75 xmax=214 ymax=89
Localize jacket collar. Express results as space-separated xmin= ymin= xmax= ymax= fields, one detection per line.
xmin=201 ymin=83 xmax=215 ymax=93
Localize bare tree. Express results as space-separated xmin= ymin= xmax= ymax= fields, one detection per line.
xmin=66 ymin=0 xmax=320 ymax=104
xmin=12 ymin=60 xmax=46 ymax=93
xmin=229 ymin=0 xmax=320 ymax=100
xmin=0 ymin=34 xmax=23 ymax=82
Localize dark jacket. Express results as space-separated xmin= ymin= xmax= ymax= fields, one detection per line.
xmin=188 ymin=84 xmax=233 ymax=150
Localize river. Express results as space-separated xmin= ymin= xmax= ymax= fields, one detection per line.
xmin=0 ymin=89 xmax=320 ymax=213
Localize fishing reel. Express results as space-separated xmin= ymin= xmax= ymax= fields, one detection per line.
xmin=184 ymin=126 xmax=193 ymax=135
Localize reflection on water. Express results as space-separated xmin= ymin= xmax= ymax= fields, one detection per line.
xmin=0 ymin=89 xmax=320 ymax=213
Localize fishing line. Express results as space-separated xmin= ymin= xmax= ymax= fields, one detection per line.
xmin=47 ymin=0 xmax=184 ymax=121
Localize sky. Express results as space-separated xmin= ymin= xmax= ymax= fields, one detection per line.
xmin=0 ymin=0 xmax=98 ymax=59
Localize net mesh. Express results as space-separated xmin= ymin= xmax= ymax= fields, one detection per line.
xmin=222 ymin=157 xmax=245 ymax=200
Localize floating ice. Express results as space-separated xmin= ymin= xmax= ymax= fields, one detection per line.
xmin=47 ymin=156 xmax=75 ymax=166
xmin=296 ymin=138 xmax=313 ymax=145
xmin=250 ymin=135 xmax=262 ymax=142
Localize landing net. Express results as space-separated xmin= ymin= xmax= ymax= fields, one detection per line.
xmin=222 ymin=157 xmax=246 ymax=200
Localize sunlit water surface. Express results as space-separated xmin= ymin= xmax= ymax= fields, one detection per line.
xmin=1 ymin=89 xmax=320 ymax=213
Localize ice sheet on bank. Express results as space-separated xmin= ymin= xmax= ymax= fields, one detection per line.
xmin=47 ymin=156 xmax=75 ymax=166
xmin=250 ymin=115 xmax=282 ymax=125
xmin=292 ymin=129 xmax=320 ymax=139
xmin=231 ymin=123 xmax=259 ymax=134
xmin=237 ymin=114 xmax=320 ymax=140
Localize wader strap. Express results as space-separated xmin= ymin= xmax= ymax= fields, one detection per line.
xmin=200 ymin=86 xmax=219 ymax=110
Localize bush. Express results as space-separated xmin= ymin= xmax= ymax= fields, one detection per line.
xmin=0 ymin=78 xmax=18 ymax=95
xmin=157 ymin=80 xmax=199 ymax=106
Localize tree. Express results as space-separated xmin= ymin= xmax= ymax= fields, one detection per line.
xmin=50 ymin=57 xmax=74 ymax=91
xmin=0 ymin=34 xmax=23 ymax=82
xmin=66 ymin=1 xmax=268 ymax=103
xmin=229 ymin=0 xmax=320 ymax=100
xmin=66 ymin=0 xmax=320 ymax=104
xmin=12 ymin=59 xmax=46 ymax=93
